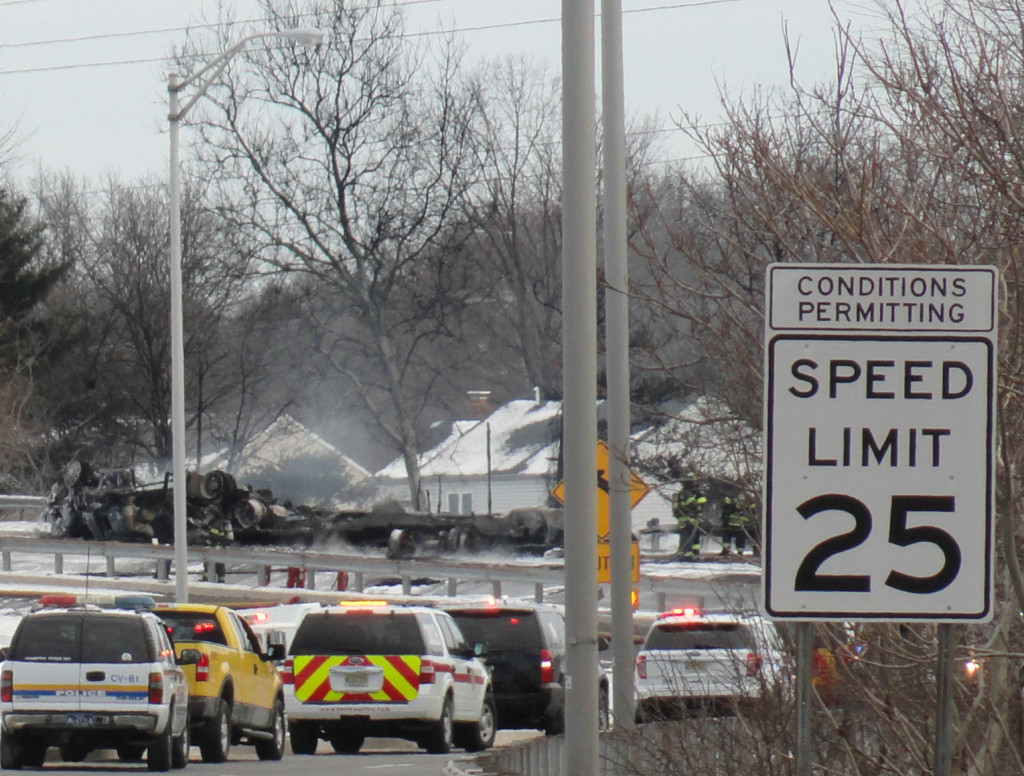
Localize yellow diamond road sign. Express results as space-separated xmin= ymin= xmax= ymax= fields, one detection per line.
xmin=550 ymin=440 xmax=651 ymax=540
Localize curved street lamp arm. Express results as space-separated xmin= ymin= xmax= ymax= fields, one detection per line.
xmin=168 ymin=28 xmax=325 ymax=121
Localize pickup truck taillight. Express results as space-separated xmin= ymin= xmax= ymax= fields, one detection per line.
xmin=419 ymin=660 xmax=436 ymax=684
xmin=746 ymin=653 xmax=763 ymax=677
xmin=148 ymin=672 xmax=164 ymax=704
xmin=1 ymin=669 xmax=12 ymax=702
xmin=539 ymin=649 xmax=553 ymax=684
xmin=281 ymin=658 xmax=294 ymax=685
xmin=195 ymin=653 xmax=210 ymax=683
xmin=635 ymin=655 xmax=647 ymax=680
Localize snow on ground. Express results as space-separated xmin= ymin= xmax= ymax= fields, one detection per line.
xmin=0 ymin=517 xmax=762 ymax=646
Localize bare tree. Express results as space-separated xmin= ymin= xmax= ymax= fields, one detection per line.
xmin=177 ymin=0 xmax=485 ymax=508
xmin=624 ymin=1 xmax=1024 ymax=773
xmin=31 ymin=172 xmax=276 ymax=474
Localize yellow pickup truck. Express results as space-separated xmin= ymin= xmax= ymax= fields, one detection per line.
xmin=155 ymin=603 xmax=286 ymax=763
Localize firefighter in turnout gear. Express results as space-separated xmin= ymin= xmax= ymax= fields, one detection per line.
xmin=673 ymin=480 xmax=707 ymax=560
xmin=720 ymin=486 xmax=756 ymax=555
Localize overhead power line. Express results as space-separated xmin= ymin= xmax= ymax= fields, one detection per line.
xmin=0 ymin=0 xmax=743 ymax=74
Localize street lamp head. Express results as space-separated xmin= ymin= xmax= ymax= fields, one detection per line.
xmin=277 ymin=27 xmax=327 ymax=47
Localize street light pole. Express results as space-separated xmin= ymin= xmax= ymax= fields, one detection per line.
xmin=167 ymin=27 xmax=324 ymax=604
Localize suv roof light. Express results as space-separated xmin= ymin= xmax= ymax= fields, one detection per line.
xmin=659 ymin=606 xmax=700 ymax=619
xmin=338 ymin=600 xmax=389 ymax=608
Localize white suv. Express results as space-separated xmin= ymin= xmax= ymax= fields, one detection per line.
xmin=283 ymin=602 xmax=495 ymax=754
xmin=0 ymin=604 xmax=197 ymax=771
xmin=634 ymin=609 xmax=786 ymax=721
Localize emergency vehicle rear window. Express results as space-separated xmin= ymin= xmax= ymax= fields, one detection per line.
xmin=159 ymin=611 xmax=228 ymax=646
xmin=645 ymin=622 xmax=753 ymax=651
xmin=447 ymin=611 xmax=542 ymax=651
xmin=290 ymin=612 xmax=425 ymax=656
xmin=8 ymin=614 xmax=153 ymax=663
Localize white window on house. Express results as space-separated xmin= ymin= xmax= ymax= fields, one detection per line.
xmin=447 ymin=493 xmax=473 ymax=514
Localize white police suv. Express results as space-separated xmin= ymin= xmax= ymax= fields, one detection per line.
xmin=0 ymin=603 xmax=198 ymax=771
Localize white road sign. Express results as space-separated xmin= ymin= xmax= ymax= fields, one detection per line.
xmin=763 ymin=265 xmax=997 ymax=621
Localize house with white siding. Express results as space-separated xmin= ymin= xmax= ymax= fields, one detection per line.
xmin=375 ymin=397 xmax=563 ymax=516
xmin=374 ymin=395 xmax=680 ymax=545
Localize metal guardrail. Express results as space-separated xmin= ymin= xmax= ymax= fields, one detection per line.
xmin=0 ymin=534 xmax=759 ymax=611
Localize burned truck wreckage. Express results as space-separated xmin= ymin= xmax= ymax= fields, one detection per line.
xmin=44 ymin=461 xmax=565 ymax=558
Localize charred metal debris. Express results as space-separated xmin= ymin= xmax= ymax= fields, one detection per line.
xmin=44 ymin=461 xmax=565 ymax=559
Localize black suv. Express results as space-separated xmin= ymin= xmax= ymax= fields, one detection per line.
xmin=445 ymin=603 xmax=609 ymax=735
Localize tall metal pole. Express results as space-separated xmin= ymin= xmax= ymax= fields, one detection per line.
xmin=562 ymin=0 xmax=599 ymax=772
xmin=168 ymin=73 xmax=189 ymax=604
xmin=601 ymin=0 xmax=635 ymax=731
xmin=165 ymin=28 xmax=323 ymax=605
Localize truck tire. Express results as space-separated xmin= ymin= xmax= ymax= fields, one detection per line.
xmin=147 ymin=722 xmax=173 ymax=772
xmin=254 ymin=699 xmax=286 ymax=761
xmin=289 ymin=721 xmax=319 ymax=755
xmin=199 ymin=698 xmax=231 ymax=763
xmin=171 ymin=711 xmax=190 ymax=769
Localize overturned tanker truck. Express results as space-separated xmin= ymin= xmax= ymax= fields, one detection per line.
xmin=43 ymin=460 xmax=564 ymax=559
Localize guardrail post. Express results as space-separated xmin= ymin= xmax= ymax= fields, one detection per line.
xmin=1 ymin=550 xmax=9 ymax=572
xmin=305 ymin=569 xmax=315 ymax=589
xmin=402 ymin=575 xmax=412 ymax=596
xmin=491 ymin=580 xmax=501 ymax=599
xmin=106 ymin=555 xmax=115 ymax=576
xmin=535 ymin=582 xmax=544 ymax=603
xmin=157 ymin=560 xmax=170 ymax=581
xmin=448 ymin=577 xmax=457 ymax=597
xmin=54 ymin=554 xmax=63 ymax=575
xmin=257 ymin=565 xmax=270 ymax=586
xmin=352 ymin=572 xmax=364 ymax=592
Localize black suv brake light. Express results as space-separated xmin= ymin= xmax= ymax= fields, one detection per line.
xmin=539 ymin=649 xmax=553 ymax=684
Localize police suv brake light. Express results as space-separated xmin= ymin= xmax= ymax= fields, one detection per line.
xmin=148 ymin=672 xmax=164 ymax=704
xmin=1 ymin=669 xmax=12 ymax=702
xmin=635 ymin=654 xmax=647 ymax=680
xmin=281 ymin=658 xmax=294 ymax=684
xmin=745 ymin=653 xmax=763 ymax=676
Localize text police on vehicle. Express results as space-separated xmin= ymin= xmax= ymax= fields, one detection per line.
xmin=763 ymin=264 xmax=996 ymax=621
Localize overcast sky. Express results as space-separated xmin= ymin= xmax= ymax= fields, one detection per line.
xmin=0 ymin=0 xmax=882 ymax=186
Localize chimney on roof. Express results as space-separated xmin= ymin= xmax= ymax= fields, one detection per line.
xmin=467 ymin=390 xmax=492 ymax=419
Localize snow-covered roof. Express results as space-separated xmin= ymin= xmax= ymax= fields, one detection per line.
xmin=632 ymin=397 xmax=761 ymax=483
xmin=376 ymin=399 xmax=561 ymax=480
xmin=207 ymin=414 xmax=370 ymax=480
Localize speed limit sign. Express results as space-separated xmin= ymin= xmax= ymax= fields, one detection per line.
xmin=763 ymin=265 xmax=997 ymax=621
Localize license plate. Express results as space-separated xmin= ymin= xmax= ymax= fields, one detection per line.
xmin=345 ymin=672 xmax=369 ymax=688
xmin=67 ymin=713 xmax=95 ymax=727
